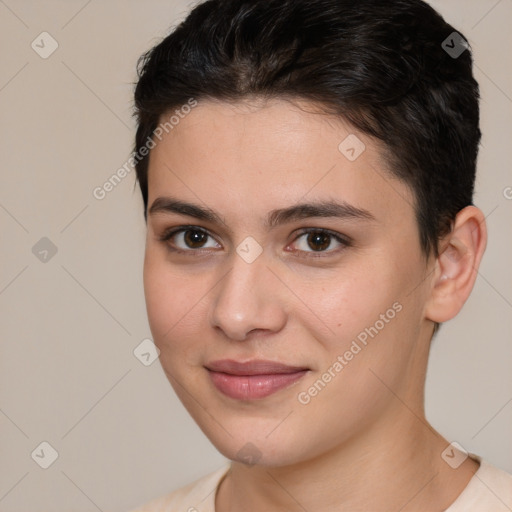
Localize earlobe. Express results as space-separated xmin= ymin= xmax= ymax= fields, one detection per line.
xmin=425 ymin=206 xmax=487 ymax=324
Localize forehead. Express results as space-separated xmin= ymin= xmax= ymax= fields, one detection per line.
xmin=146 ymin=98 xmax=415 ymax=229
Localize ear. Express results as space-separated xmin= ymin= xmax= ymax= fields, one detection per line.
xmin=425 ymin=206 xmax=487 ymax=323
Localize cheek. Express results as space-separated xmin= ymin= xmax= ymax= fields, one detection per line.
xmin=294 ymin=253 xmax=420 ymax=390
xmin=294 ymin=260 xmax=395 ymax=346
xmin=144 ymin=248 xmax=212 ymax=368
xmin=143 ymin=249 xmax=202 ymax=353
xmin=143 ymin=251 xmax=170 ymax=338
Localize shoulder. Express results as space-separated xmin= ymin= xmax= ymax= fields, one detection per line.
xmin=128 ymin=464 xmax=231 ymax=512
xmin=447 ymin=456 xmax=512 ymax=511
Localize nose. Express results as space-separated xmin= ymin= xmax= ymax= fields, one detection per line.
xmin=209 ymin=250 xmax=287 ymax=341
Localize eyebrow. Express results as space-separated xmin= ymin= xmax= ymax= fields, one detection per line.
xmin=148 ymin=196 xmax=375 ymax=228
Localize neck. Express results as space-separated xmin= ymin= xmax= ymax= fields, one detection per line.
xmin=215 ymin=406 xmax=478 ymax=512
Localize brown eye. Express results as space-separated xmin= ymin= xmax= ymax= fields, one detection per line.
xmin=159 ymin=226 xmax=221 ymax=253
xmin=290 ymin=228 xmax=351 ymax=257
xmin=306 ymin=232 xmax=331 ymax=251
xmin=183 ymin=229 xmax=208 ymax=248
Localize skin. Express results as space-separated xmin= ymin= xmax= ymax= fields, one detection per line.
xmin=143 ymin=97 xmax=487 ymax=511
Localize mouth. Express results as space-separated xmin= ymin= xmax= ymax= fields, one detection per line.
xmin=205 ymin=359 xmax=310 ymax=400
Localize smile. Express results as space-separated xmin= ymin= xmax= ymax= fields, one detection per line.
xmin=205 ymin=359 xmax=309 ymax=400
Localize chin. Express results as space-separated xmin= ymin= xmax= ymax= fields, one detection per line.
xmin=214 ymin=435 xmax=306 ymax=468
xmin=188 ymin=411 xmax=320 ymax=468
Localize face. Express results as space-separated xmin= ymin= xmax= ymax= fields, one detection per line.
xmin=143 ymin=97 xmax=435 ymax=467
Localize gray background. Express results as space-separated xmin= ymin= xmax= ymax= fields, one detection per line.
xmin=1 ymin=1 xmax=511 ymax=511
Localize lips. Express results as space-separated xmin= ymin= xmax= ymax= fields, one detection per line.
xmin=205 ymin=359 xmax=309 ymax=400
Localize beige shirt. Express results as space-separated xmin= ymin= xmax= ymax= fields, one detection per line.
xmin=130 ymin=456 xmax=512 ymax=511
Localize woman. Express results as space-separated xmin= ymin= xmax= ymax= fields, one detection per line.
xmin=129 ymin=0 xmax=512 ymax=510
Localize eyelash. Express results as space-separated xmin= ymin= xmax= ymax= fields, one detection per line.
xmin=158 ymin=225 xmax=352 ymax=259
